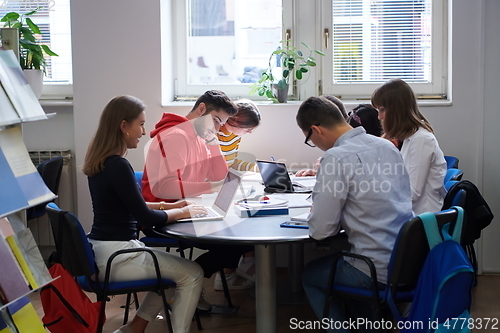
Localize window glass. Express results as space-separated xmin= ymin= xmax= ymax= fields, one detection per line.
xmin=186 ymin=0 xmax=282 ymax=86
xmin=332 ymin=0 xmax=432 ymax=83
xmin=0 ymin=0 xmax=72 ymax=85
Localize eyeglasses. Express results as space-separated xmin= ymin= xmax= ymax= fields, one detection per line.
xmin=304 ymin=123 xmax=320 ymax=147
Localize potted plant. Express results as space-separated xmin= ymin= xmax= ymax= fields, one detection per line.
xmin=1 ymin=10 xmax=58 ymax=98
xmin=249 ymin=40 xmax=324 ymax=103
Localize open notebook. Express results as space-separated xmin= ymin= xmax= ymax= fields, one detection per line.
xmin=176 ymin=170 xmax=242 ymax=222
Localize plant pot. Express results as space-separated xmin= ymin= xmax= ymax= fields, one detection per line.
xmin=272 ymin=83 xmax=289 ymax=103
xmin=23 ymin=69 xmax=44 ymax=99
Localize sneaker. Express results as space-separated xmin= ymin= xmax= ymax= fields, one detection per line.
xmin=214 ymin=272 xmax=255 ymax=291
xmin=236 ymin=260 xmax=256 ymax=282
xmin=197 ymin=289 xmax=212 ymax=312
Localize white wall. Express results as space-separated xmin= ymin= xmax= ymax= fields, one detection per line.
xmin=24 ymin=0 xmax=496 ymax=271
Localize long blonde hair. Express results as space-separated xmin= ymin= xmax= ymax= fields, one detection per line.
xmin=82 ymin=95 xmax=145 ymax=177
xmin=371 ymin=78 xmax=433 ymax=140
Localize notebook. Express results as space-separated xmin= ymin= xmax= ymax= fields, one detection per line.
xmin=176 ymin=170 xmax=242 ymax=222
xmin=256 ymin=160 xmax=313 ymax=193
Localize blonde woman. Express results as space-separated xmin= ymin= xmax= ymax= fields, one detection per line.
xmin=82 ymin=95 xmax=206 ymax=333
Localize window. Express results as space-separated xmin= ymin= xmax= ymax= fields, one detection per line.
xmin=320 ymin=0 xmax=447 ymax=99
xmin=0 ymin=0 xmax=72 ymax=98
xmin=167 ymin=0 xmax=448 ymax=102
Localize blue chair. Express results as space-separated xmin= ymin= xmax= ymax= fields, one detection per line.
xmin=323 ymin=209 xmax=461 ymax=322
xmin=444 ymin=156 xmax=459 ymax=169
xmin=444 ymin=168 xmax=463 ymax=184
xmin=45 ymin=203 xmax=181 ymax=333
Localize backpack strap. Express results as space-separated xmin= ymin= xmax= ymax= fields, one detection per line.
xmin=419 ymin=207 xmax=465 ymax=249
xmin=419 ymin=212 xmax=442 ymax=249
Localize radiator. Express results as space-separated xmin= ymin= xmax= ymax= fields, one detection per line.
xmin=28 ymin=150 xmax=75 ymax=246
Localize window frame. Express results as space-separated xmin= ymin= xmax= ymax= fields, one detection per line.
xmin=167 ymin=0 xmax=449 ymax=103
xmin=0 ymin=0 xmax=73 ymax=100
xmin=319 ymin=0 xmax=448 ymax=100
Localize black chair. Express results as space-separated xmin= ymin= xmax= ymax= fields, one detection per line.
xmin=323 ymin=209 xmax=461 ymax=322
xmin=45 ymin=202 xmax=202 ymax=333
xmin=27 ymin=156 xmax=64 ymax=219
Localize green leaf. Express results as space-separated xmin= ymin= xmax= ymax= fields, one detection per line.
xmin=249 ymin=84 xmax=260 ymax=95
xmin=277 ymin=79 xmax=287 ymax=90
xmin=306 ymin=60 xmax=316 ymax=66
xmin=19 ymin=27 xmax=36 ymax=41
xmin=287 ymin=60 xmax=295 ymax=70
xmin=24 ymin=10 xmax=38 ymax=16
xmin=300 ymin=67 xmax=309 ymax=73
xmin=301 ymin=42 xmax=312 ymax=50
xmin=283 ymin=69 xmax=289 ymax=78
xmin=266 ymin=90 xmax=275 ymax=99
xmin=298 ymin=50 xmax=303 ymax=57
xmin=12 ymin=22 xmax=22 ymax=28
xmin=1 ymin=12 xmax=20 ymax=22
xmin=26 ymin=18 xmax=41 ymax=34
xmin=296 ymin=70 xmax=303 ymax=80
xmin=315 ymin=50 xmax=325 ymax=56
xmin=41 ymin=45 xmax=58 ymax=56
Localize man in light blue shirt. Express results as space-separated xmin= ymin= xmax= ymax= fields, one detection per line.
xmin=297 ymin=96 xmax=413 ymax=332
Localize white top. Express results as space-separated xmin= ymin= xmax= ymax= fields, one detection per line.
xmin=308 ymin=127 xmax=414 ymax=281
xmin=400 ymin=127 xmax=447 ymax=215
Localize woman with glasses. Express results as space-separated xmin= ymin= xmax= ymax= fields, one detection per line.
xmin=217 ymin=99 xmax=261 ymax=172
xmin=371 ymin=78 xmax=446 ymax=215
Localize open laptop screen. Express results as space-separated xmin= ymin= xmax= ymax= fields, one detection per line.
xmin=256 ymin=160 xmax=294 ymax=192
xmin=213 ymin=170 xmax=242 ymax=213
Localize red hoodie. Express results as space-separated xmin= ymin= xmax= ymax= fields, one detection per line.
xmin=142 ymin=113 xmax=228 ymax=202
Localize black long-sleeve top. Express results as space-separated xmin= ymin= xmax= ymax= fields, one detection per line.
xmin=87 ymin=155 xmax=167 ymax=241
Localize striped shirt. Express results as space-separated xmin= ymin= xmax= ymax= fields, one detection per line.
xmin=217 ymin=126 xmax=257 ymax=172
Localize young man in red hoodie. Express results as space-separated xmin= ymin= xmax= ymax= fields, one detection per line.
xmin=142 ymin=90 xmax=237 ymax=201
xmin=141 ymin=90 xmax=253 ymax=310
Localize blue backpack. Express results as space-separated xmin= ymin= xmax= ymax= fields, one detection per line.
xmin=390 ymin=207 xmax=475 ymax=333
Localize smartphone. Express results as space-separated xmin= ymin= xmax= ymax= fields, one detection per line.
xmin=280 ymin=221 xmax=309 ymax=229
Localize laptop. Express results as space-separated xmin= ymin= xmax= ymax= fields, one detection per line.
xmin=256 ymin=160 xmax=314 ymax=193
xmin=176 ymin=170 xmax=242 ymax=222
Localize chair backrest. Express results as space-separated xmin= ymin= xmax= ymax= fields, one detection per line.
xmin=387 ymin=209 xmax=459 ymax=292
xmin=134 ymin=171 xmax=143 ymax=190
xmin=46 ymin=203 xmax=97 ymax=278
xmin=37 ymin=156 xmax=64 ymax=195
xmin=444 ymin=168 xmax=463 ymax=183
xmin=444 ymin=155 xmax=459 ymax=169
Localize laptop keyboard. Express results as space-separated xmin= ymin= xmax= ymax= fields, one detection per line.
xmin=193 ymin=208 xmax=218 ymax=218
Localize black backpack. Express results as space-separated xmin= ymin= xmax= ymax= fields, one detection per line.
xmin=442 ymin=180 xmax=494 ymax=273
xmin=442 ymin=180 xmax=493 ymax=245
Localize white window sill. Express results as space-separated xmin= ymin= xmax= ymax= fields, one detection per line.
xmin=39 ymin=98 xmax=74 ymax=107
